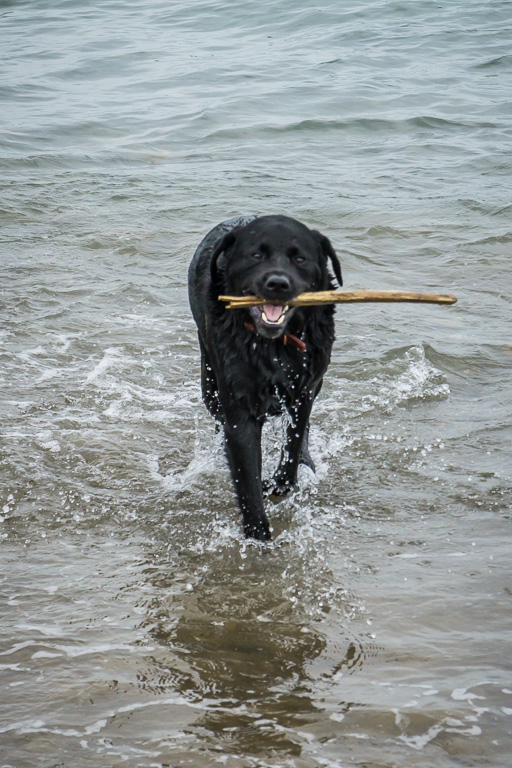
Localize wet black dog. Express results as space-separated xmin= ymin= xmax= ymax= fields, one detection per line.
xmin=188 ymin=215 xmax=342 ymax=540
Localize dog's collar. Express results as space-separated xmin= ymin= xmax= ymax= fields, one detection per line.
xmin=243 ymin=322 xmax=306 ymax=353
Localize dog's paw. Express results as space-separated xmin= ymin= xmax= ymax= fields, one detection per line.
xmin=263 ymin=477 xmax=294 ymax=499
xmin=243 ymin=518 xmax=271 ymax=541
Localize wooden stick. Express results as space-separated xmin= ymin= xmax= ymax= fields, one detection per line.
xmin=219 ymin=289 xmax=457 ymax=309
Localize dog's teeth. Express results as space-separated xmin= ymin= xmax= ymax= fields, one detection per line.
xmin=261 ymin=306 xmax=288 ymax=325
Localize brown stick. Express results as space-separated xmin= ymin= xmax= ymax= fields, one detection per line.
xmin=219 ymin=289 xmax=457 ymax=309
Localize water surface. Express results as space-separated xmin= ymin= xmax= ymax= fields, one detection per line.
xmin=1 ymin=1 xmax=511 ymax=766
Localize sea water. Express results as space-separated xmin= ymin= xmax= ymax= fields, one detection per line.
xmin=1 ymin=1 xmax=511 ymax=766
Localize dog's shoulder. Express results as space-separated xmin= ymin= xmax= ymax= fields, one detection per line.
xmin=189 ymin=216 xmax=257 ymax=275
xmin=188 ymin=216 xmax=257 ymax=328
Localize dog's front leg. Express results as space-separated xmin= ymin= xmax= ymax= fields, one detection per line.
xmin=269 ymin=393 xmax=315 ymax=496
xmin=223 ymin=415 xmax=270 ymax=541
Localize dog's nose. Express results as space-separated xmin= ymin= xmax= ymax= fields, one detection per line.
xmin=263 ymin=273 xmax=292 ymax=294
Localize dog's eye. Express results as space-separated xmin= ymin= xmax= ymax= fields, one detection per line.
xmin=293 ymin=255 xmax=306 ymax=265
xmin=252 ymin=252 xmax=263 ymax=261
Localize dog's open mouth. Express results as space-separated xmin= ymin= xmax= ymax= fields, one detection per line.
xmin=261 ymin=303 xmax=289 ymax=325
xmin=248 ymin=303 xmax=295 ymax=338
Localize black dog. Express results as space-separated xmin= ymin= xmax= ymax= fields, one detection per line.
xmin=188 ymin=215 xmax=342 ymax=541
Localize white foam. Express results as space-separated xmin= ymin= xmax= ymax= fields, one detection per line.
xmin=451 ymin=687 xmax=486 ymax=702
xmin=399 ymin=723 xmax=444 ymax=750
xmin=1 ymin=719 xmax=47 ymax=735
xmin=36 ymin=436 xmax=61 ymax=453
xmin=148 ymin=427 xmax=226 ymax=493
xmin=362 ymin=345 xmax=450 ymax=413
xmin=86 ymin=347 xmax=126 ymax=384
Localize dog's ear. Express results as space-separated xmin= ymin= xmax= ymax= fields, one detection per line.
xmin=210 ymin=230 xmax=238 ymax=284
xmin=312 ymin=231 xmax=343 ymax=287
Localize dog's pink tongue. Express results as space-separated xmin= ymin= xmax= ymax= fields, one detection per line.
xmin=263 ymin=304 xmax=284 ymax=322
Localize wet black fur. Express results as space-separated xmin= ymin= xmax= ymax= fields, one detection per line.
xmin=188 ymin=215 xmax=342 ymax=540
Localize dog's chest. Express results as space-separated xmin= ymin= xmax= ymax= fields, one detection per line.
xmin=237 ymin=344 xmax=312 ymax=417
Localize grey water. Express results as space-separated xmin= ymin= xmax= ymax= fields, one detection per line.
xmin=1 ymin=1 xmax=511 ymax=766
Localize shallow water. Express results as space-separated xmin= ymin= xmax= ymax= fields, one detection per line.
xmin=1 ymin=1 xmax=511 ymax=766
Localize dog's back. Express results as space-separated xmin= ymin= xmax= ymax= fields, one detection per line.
xmin=188 ymin=216 xmax=257 ymax=341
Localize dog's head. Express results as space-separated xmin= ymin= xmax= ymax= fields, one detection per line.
xmin=212 ymin=215 xmax=342 ymax=339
